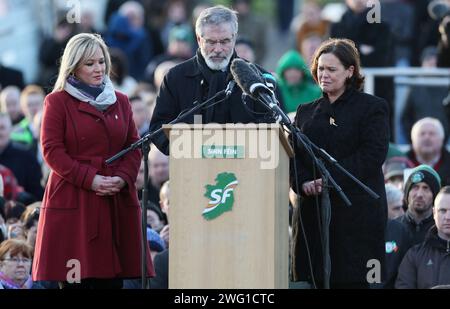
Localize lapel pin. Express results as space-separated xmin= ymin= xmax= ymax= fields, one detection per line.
xmin=329 ymin=117 xmax=338 ymax=127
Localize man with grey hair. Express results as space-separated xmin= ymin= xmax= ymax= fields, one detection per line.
xmin=149 ymin=5 xmax=274 ymax=155
xmin=385 ymin=183 xmax=404 ymax=220
xmin=407 ymin=117 xmax=450 ymax=186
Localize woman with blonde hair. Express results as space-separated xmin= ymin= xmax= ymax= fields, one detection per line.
xmin=32 ymin=33 xmax=154 ymax=289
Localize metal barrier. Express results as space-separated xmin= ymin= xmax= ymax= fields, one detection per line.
xmin=363 ymin=67 xmax=450 ymax=95
xmin=362 ymin=67 xmax=450 ymax=144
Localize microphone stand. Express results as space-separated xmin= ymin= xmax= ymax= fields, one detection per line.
xmin=253 ymin=91 xmax=379 ymax=289
xmin=105 ymin=86 xmax=231 ymax=289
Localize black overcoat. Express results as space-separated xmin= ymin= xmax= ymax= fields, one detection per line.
xmin=291 ymin=88 xmax=389 ymax=285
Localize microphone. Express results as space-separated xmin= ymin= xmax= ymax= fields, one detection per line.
xmin=428 ymin=0 xmax=450 ymax=20
xmin=230 ymin=58 xmax=291 ymax=125
xmin=248 ymin=62 xmax=277 ymax=91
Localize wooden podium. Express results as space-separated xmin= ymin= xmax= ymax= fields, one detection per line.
xmin=163 ymin=123 xmax=292 ymax=289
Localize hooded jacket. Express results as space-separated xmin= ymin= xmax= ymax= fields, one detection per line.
xmin=276 ymin=50 xmax=322 ymax=113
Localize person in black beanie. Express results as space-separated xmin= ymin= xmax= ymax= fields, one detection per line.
xmin=396 ymin=164 xmax=441 ymax=246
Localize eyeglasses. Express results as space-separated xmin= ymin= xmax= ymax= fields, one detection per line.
xmin=3 ymin=257 xmax=32 ymax=264
xmin=201 ymin=36 xmax=234 ymax=48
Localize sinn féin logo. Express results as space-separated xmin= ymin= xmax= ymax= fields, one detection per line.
xmin=203 ymin=172 xmax=238 ymax=220
xmin=411 ymin=172 xmax=425 ymax=184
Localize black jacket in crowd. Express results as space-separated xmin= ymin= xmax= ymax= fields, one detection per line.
xmin=330 ymin=8 xmax=394 ymax=139
xmin=383 ymin=219 xmax=412 ymax=289
xmin=330 ymin=8 xmax=392 ymax=68
xmin=149 ymin=50 xmax=274 ymax=155
xmin=0 ymin=64 xmax=24 ymax=90
xmin=395 ymin=226 xmax=450 ymax=289
xmin=412 ymin=0 xmax=441 ymax=66
xmin=290 ymin=88 xmax=389 ymax=286
xmin=0 ymin=142 xmax=43 ymax=201
xmin=395 ymin=211 xmax=435 ymax=247
xmin=149 ymin=249 xmax=169 ymax=289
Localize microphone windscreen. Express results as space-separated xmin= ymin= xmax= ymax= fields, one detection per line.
xmin=428 ymin=1 xmax=450 ymax=20
xmin=230 ymin=59 xmax=264 ymax=95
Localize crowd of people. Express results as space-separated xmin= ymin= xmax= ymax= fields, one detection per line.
xmin=0 ymin=0 xmax=449 ymax=289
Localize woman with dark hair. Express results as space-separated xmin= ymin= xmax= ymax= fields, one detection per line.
xmin=290 ymin=38 xmax=389 ymax=289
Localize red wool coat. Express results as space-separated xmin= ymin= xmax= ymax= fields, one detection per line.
xmin=32 ymin=90 xmax=154 ymax=281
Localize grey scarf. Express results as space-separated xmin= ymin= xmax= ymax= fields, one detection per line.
xmin=64 ymin=75 xmax=117 ymax=111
